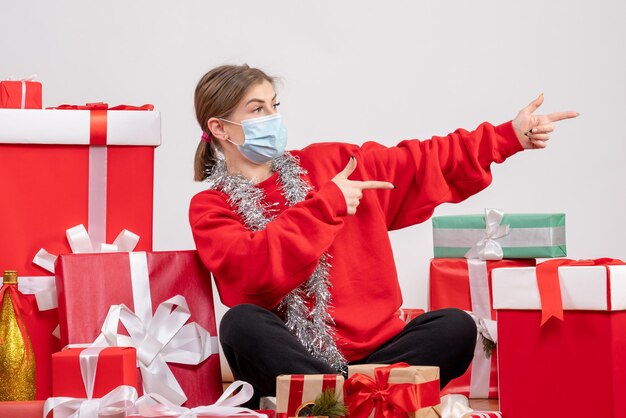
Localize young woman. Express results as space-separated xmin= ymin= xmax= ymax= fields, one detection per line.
xmin=189 ymin=64 xmax=578 ymax=404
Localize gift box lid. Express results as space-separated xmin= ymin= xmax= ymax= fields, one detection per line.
xmin=492 ymin=264 xmax=626 ymax=311
xmin=0 ymin=108 xmax=160 ymax=146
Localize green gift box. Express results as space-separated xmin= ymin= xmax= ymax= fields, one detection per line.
xmin=432 ymin=209 xmax=566 ymax=259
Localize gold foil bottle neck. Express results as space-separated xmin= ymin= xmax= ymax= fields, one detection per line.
xmin=3 ymin=270 xmax=18 ymax=285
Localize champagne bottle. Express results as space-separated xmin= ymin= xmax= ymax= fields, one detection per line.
xmin=0 ymin=270 xmax=36 ymax=401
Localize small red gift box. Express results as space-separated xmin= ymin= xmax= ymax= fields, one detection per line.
xmin=0 ymin=104 xmax=160 ymax=399
xmin=429 ymin=258 xmax=535 ymax=398
xmin=275 ymin=374 xmax=344 ymax=418
xmin=55 ymin=250 xmax=223 ymax=408
xmin=0 ymin=401 xmax=47 ymax=418
xmin=492 ymin=259 xmax=626 ymax=418
xmin=345 ymin=363 xmax=441 ymax=418
xmin=52 ymin=347 xmax=138 ymax=398
xmin=0 ymin=80 xmax=42 ymax=108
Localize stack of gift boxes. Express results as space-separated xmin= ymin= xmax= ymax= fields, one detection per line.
xmin=0 ymin=79 xmax=234 ymax=417
xmin=2 ymin=78 xmax=624 ymax=418
xmin=429 ymin=209 xmax=626 ymax=418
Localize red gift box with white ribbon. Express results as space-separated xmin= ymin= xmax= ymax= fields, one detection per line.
xmin=0 ymin=77 xmax=42 ymax=109
xmin=52 ymin=347 xmax=138 ymax=399
xmin=429 ymin=258 xmax=535 ymax=398
xmin=55 ymin=250 xmax=223 ymax=408
xmin=492 ymin=259 xmax=626 ymax=418
xmin=0 ymin=103 xmax=159 ymax=399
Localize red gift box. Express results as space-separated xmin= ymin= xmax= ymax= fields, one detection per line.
xmin=492 ymin=260 xmax=626 ymax=418
xmin=52 ymin=347 xmax=138 ymax=398
xmin=0 ymin=105 xmax=160 ymax=399
xmin=55 ymin=250 xmax=223 ymax=408
xmin=0 ymin=401 xmax=47 ymax=418
xmin=0 ymin=80 xmax=42 ymax=108
xmin=429 ymin=258 xmax=535 ymax=398
xmin=275 ymin=374 xmax=344 ymax=418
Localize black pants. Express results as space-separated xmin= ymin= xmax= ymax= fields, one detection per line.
xmin=220 ymin=304 xmax=477 ymax=407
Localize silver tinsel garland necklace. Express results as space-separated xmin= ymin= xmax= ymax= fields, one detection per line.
xmin=205 ymin=152 xmax=347 ymax=371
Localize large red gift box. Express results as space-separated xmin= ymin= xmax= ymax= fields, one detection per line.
xmin=55 ymin=250 xmax=223 ymax=407
xmin=52 ymin=347 xmax=138 ymax=398
xmin=0 ymin=80 xmax=42 ymax=108
xmin=429 ymin=258 xmax=535 ymax=398
xmin=492 ymin=260 xmax=626 ymax=418
xmin=0 ymin=105 xmax=160 ymax=400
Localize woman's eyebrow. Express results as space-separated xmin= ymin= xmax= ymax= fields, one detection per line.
xmin=245 ymin=94 xmax=277 ymax=106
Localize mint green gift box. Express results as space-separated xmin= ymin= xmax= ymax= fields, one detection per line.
xmin=432 ymin=211 xmax=566 ymax=259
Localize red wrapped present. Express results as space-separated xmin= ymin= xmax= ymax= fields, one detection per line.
xmin=55 ymin=250 xmax=223 ymax=407
xmin=0 ymin=401 xmax=47 ymax=418
xmin=0 ymin=103 xmax=160 ymax=399
xmin=492 ymin=259 xmax=626 ymax=418
xmin=345 ymin=363 xmax=440 ymax=418
xmin=429 ymin=258 xmax=535 ymax=398
xmin=52 ymin=347 xmax=138 ymax=399
xmin=275 ymin=374 xmax=344 ymax=418
xmin=0 ymin=77 xmax=42 ymax=108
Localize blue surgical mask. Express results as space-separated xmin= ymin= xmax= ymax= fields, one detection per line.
xmin=221 ymin=113 xmax=288 ymax=164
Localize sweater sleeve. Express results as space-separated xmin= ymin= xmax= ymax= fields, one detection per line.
xmin=359 ymin=121 xmax=523 ymax=230
xmin=189 ymin=180 xmax=347 ymax=309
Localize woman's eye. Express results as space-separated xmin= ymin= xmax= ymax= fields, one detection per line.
xmin=253 ymin=106 xmax=263 ymax=113
xmin=273 ymin=102 xmax=281 ymax=109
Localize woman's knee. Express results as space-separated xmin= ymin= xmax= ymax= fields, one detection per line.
xmin=436 ymin=308 xmax=478 ymax=351
xmin=219 ymin=303 xmax=276 ymax=346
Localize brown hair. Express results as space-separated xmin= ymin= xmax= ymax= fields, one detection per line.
xmin=193 ymin=64 xmax=275 ymax=181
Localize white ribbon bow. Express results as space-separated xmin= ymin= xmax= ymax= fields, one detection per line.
xmin=92 ymin=294 xmax=218 ymax=406
xmin=29 ymin=224 xmax=139 ymax=311
xmin=43 ymin=385 xmax=138 ymax=418
xmin=464 ymin=209 xmax=510 ymax=260
xmin=135 ymin=381 xmax=268 ymax=418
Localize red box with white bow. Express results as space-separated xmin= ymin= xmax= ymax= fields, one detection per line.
xmin=0 ymin=80 xmax=42 ymax=108
xmin=0 ymin=104 xmax=160 ymax=400
xmin=52 ymin=347 xmax=138 ymax=398
xmin=492 ymin=259 xmax=626 ymax=418
xmin=54 ymin=250 xmax=223 ymax=408
xmin=429 ymin=258 xmax=535 ymax=398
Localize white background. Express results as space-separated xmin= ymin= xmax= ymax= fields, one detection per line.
xmin=3 ymin=0 xmax=625 ymax=367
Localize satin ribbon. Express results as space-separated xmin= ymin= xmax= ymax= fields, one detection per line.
xmin=24 ymin=225 xmax=139 ymax=338
xmin=135 ymin=380 xmax=268 ymax=418
xmin=91 ymin=252 xmax=218 ymax=406
xmin=3 ymin=74 xmax=38 ymax=108
xmin=439 ymin=394 xmax=502 ymax=418
xmin=536 ymin=258 xmax=626 ymax=325
xmin=51 ymin=102 xmax=155 ymax=111
xmin=43 ymin=384 xmax=138 ymax=418
xmin=344 ymin=363 xmax=439 ymax=418
xmin=465 ymin=260 xmax=496 ymax=398
xmin=0 ymin=283 xmax=34 ymax=364
xmin=464 ymin=209 xmax=510 ymax=260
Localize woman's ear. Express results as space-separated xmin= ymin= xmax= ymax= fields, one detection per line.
xmin=207 ymin=117 xmax=229 ymax=141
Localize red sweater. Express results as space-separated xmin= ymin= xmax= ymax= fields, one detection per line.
xmin=189 ymin=121 xmax=523 ymax=362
